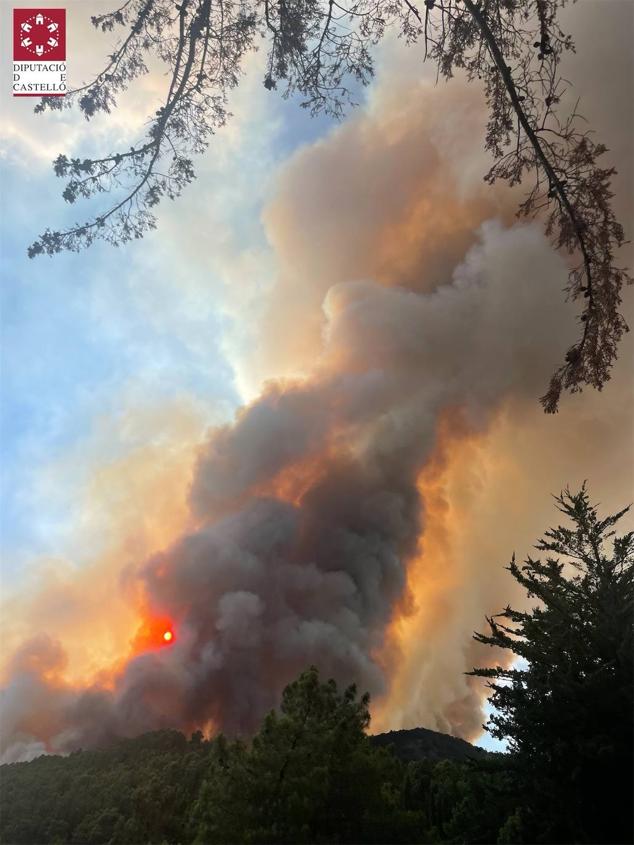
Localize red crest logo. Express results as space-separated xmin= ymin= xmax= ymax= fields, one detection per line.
xmin=13 ymin=9 xmax=66 ymax=61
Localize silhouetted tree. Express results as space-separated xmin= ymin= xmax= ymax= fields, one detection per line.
xmin=471 ymin=485 xmax=634 ymax=844
xmin=193 ymin=666 xmax=411 ymax=843
xmin=28 ymin=0 xmax=631 ymax=411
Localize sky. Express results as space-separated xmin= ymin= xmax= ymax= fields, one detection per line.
xmin=0 ymin=0 xmax=632 ymax=761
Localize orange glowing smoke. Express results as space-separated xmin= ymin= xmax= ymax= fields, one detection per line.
xmin=373 ymin=409 xmax=519 ymax=739
xmin=132 ymin=617 xmax=176 ymax=653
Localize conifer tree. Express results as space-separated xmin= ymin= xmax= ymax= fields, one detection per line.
xmin=193 ymin=666 xmax=407 ymax=843
xmin=472 ymin=486 xmax=634 ymax=844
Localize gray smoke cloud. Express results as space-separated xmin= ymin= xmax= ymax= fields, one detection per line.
xmin=2 ymin=0 xmax=632 ymax=763
xmin=2 ymin=219 xmax=579 ymax=760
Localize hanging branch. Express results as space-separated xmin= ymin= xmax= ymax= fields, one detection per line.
xmin=29 ymin=0 xmax=631 ymax=411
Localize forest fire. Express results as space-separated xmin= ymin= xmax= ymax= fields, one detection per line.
xmin=0 ymin=0 xmax=631 ymax=783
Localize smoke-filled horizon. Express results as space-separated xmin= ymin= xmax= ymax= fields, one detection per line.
xmin=1 ymin=0 xmax=632 ymax=764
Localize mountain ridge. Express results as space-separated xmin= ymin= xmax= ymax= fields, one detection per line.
xmin=370 ymin=725 xmax=490 ymax=762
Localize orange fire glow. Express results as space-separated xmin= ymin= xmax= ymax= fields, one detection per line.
xmin=372 ymin=410 xmax=489 ymax=736
xmin=131 ymin=616 xmax=177 ymax=653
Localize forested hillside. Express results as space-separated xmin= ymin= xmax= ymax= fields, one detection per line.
xmin=0 ymin=706 xmax=509 ymax=845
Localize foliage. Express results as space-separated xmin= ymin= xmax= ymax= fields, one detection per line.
xmin=27 ymin=0 xmax=631 ymax=411
xmin=192 ymin=666 xmax=414 ymax=843
xmin=402 ymin=756 xmax=519 ymax=844
xmin=0 ymin=729 xmax=211 ymax=845
xmin=1 ymin=489 xmax=632 ymax=843
xmin=471 ymin=485 xmax=634 ymax=844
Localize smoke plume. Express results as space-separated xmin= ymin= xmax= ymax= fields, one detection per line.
xmin=1 ymin=0 xmax=632 ymax=762
xmin=1 ymin=220 xmax=577 ymax=759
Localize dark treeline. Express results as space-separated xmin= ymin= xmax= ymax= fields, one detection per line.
xmin=0 ymin=689 xmax=526 ymax=845
xmin=1 ymin=487 xmax=631 ymax=845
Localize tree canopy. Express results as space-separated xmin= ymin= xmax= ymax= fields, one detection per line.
xmin=28 ymin=0 xmax=631 ymax=412
xmin=471 ymin=485 xmax=634 ymax=844
xmin=192 ymin=667 xmax=411 ymax=843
